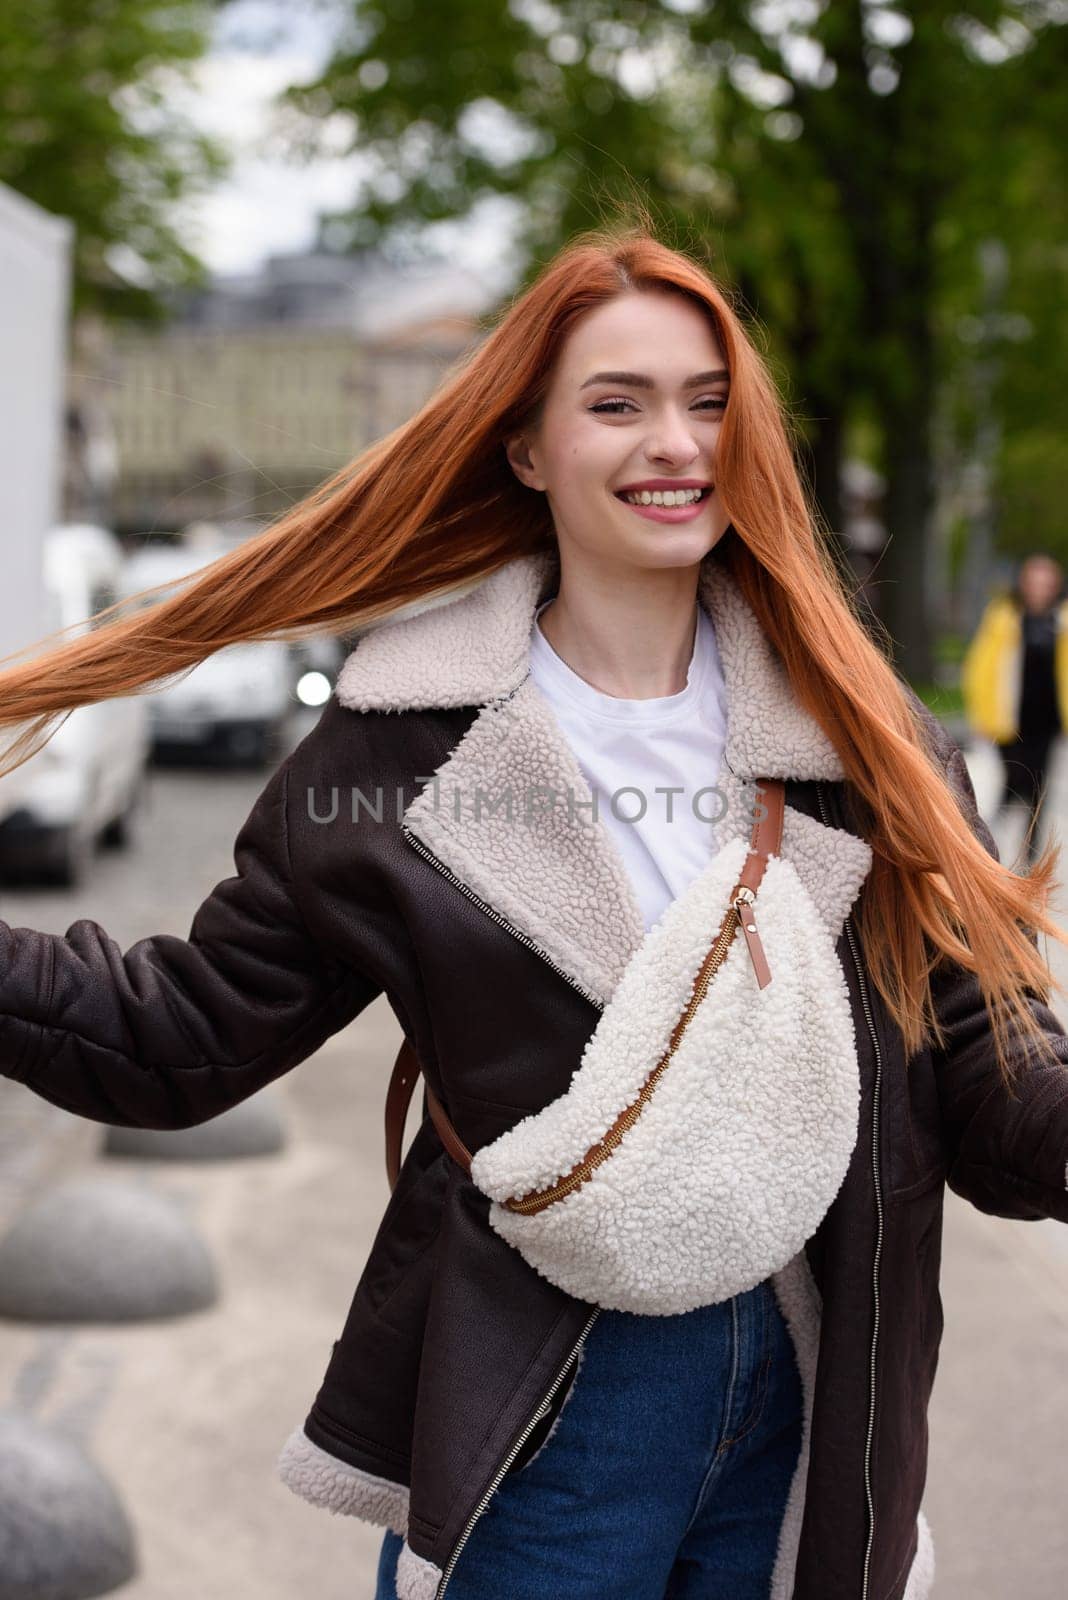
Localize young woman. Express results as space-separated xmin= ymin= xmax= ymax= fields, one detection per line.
xmin=2 ymin=222 xmax=1067 ymax=1600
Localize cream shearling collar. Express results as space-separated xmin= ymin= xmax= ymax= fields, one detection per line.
xmin=335 ymin=546 xmax=846 ymax=783
xmin=335 ymin=545 xmax=864 ymax=1008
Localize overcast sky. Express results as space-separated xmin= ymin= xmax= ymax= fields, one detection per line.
xmin=179 ymin=0 xmax=515 ymax=287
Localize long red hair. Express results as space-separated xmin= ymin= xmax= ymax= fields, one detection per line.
xmin=2 ymin=212 xmax=1064 ymax=1086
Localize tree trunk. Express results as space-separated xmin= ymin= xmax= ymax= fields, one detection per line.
xmin=878 ymin=397 xmax=937 ymax=684
xmin=794 ymin=401 xmax=857 ymax=596
xmin=802 ymin=400 xmax=845 ymax=542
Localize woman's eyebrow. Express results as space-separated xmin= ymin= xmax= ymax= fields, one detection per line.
xmin=579 ymin=369 xmax=730 ymax=389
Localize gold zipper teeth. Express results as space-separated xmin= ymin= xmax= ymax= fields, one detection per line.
xmin=502 ymin=899 xmax=746 ymax=1216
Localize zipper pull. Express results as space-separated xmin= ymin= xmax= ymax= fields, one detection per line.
xmin=733 ymin=887 xmax=772 ymax=989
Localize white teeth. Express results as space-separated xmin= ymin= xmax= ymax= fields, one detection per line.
xmin=622 ymin=488 xmax=706 ymax=507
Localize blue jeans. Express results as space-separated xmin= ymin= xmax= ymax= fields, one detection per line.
xmin=375 ymin=1277 xmax=804 ymax=1599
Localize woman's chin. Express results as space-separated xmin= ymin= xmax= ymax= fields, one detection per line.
xmin=622 ymin=524 xmax=729 ymax=569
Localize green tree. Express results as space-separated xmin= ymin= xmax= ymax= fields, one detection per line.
xmin=279 ymin=0 xmax=1067 ymax=681
xmin=0 ymin=0 xmax=229 ymax=319
xmin=973 ymin=21 xmax=1068 ymax=568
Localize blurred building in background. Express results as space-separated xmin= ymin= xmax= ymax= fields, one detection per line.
xmin=66 ymin=250 xmax=494 ymax=536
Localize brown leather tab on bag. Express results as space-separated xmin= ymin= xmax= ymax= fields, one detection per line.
xmin=732 ymin=779 xmax=784 ymax=989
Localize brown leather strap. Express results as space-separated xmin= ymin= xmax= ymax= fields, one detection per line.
xmin=384 ymin=1036 xmax=421 ymax=1192
xmin=738 ymin=778 xmax=785 ymax=884
xmin=425 ymin=1081 xmax=475 ymax=1176
xmin=383 ymin=779 xmax=784 ymax=1190
xmin=385 ymin=1038 xmax=475 ymax=1191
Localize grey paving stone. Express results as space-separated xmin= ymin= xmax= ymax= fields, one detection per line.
xmin=102 ymin=1091 xmax=286 ymax=1161
xmin=0 ymin=1176 xmax=218 ymax=1322
xmin=0 ymin=1408 xmax=137 ymax=1598
xmin=0 ymin=1082 xmax=99 ymax=1236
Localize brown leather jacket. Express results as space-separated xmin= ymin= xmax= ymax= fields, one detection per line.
xmin=3 ymin=548 xmax=1067 ymax=1600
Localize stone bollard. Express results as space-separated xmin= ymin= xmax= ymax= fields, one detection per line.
xmin=0 ymin=1409 xmax=137 ymax=1597
xmin=103 ymin=1089 xmax=286 ymax=1161
xmin=0 ymin=1175 xmax=217 ymax=1321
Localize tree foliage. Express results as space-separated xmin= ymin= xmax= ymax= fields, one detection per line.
xmin=280 ymin=0 xmax=1068 ymax=673
xmin=0 ymin=0 xmax=229 ymax=318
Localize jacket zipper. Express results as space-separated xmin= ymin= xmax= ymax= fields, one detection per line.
xmin=401 ymin=824 xmax=606 ymax=1011
xmin=818 ymin=781 xmax=883 ymax=1600
xmin=435 ymin=1307 xmax=600 ymax=1598
xmin=401 ymin=822 xmax=606 ymax=1595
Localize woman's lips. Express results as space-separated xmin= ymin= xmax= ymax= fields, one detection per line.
xmin=614 ymin=488 xmax=713 ymax=524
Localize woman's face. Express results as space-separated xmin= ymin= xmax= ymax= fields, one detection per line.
xmin=1019 ymin=556 xmax=1062 ymax=613
xmin=505 ymin=289 xmax=732 ymax=574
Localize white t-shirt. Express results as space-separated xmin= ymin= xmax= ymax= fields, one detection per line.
xmin=529 ymin=598 xmax=729 ymax=931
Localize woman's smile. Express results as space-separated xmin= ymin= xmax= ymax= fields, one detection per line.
xmin=613 ymin=483 xmax=715 ymax=524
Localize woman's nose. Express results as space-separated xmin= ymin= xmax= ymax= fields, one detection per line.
xmin=644 ymin=418 xmax=702 ymax=466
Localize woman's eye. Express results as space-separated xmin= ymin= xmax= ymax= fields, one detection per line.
xmin=588 ymin=395 xmax=727 ymax=416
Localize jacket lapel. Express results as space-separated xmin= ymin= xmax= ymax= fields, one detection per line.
xmin=335 ymin=547 xmax=869 ymax=1006
xmin=403 ymin=673 xmax=645 ymax=1004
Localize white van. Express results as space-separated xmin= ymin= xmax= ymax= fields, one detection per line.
xmin=0 ymin=524 xmax=150 ymax=886
xmin=120 ymin=538 xmax=294 ymax=766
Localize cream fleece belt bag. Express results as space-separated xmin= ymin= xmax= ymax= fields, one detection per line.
xmin=385 ymin=777 xmax=863 ymax=1316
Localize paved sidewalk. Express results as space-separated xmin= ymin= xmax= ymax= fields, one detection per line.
xmin=0 ymin=999 xmax=404 ymax=1600
xmin=926 ymin=1194 xmax=1068 ymax=1597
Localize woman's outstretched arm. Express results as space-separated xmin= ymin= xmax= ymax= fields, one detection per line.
xmin=930 ymin=740 xmax=1068 ymax=1223
xmin=0 ymin=757 xmax=380 ymax=1129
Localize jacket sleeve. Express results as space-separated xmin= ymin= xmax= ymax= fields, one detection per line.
xmin=925 ymin=729 xmax=1068 ymax=1223
xmin=0 ymin=758 xmax=380 ymax=1130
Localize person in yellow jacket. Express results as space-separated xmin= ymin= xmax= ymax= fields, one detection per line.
xmin=961 ymin=552 xmax=1068 ymax=865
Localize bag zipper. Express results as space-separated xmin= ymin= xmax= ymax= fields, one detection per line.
xmin=435 ymin=1307 xmax=600 ymax=1598
xmin=818 ymin=780 xmax=882 ymax=1599
xmin=502 ymin=882 xmax=769 ymax=1215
